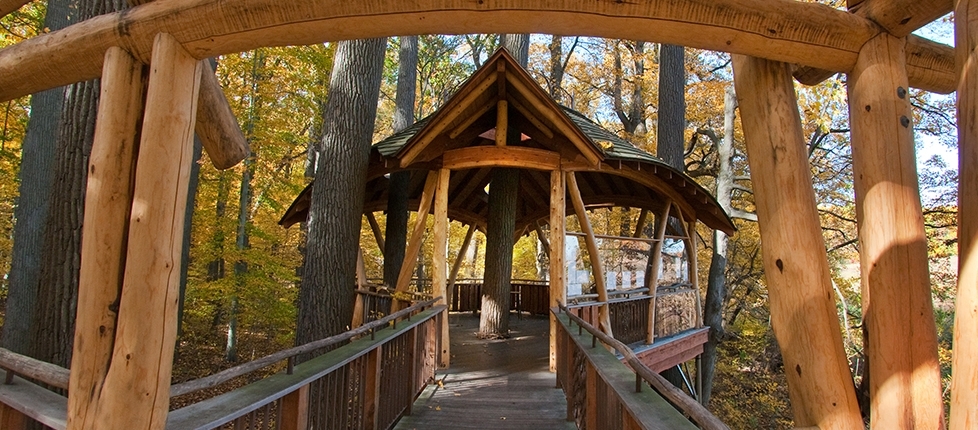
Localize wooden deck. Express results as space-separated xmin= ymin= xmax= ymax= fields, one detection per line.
xmin=394 ymin=314 xmax=575 ymax=430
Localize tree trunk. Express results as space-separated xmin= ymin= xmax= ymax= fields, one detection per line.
xmin=478 ymin=34 xmax=527 ymax=339
xmin=701 ymin=85 xmax=737 ymax=406
xmin=479 ymin=168 xmax=519 ymax=338
xmin=1 ymin=0 xmax=70 ymax=356
xmin=177 ymin=137 xmax=203 ymax=344
xmin=548 ymin=36 xmax=564 ymax=104
xmin=657 ymin=44 xmax=685 ymax=168
xmin=383 ymin=36 xmax=418 ymax=290
xmin=655 ymin=42 xmax=686 ymax=389
xmin=613 ymin=41 xmax=647 ymax=137
xmin=296 ymin=38 xmax=387 ymax=361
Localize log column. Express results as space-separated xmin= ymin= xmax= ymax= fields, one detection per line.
xmin=952 ymin=1 xmax=978 ymax=427
xmin=67 ymin=46 xmax=145 ymax=429
xmin=549 ymin=169 xmax=565 ymax=371
xmin=433 ymin=168 xmax=450 ymax=367
xmin=90 ymin=33 xmax=202 ymax=429
xmin=848 ymin=32 xmax=943 ymax=429
xmin=732 ymin=55 xmax=862 ymax=429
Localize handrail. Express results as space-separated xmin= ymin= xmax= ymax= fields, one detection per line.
xmin=170 ymin=296 xmax=441 ymax=397
xmin=557 ymin=304 xmax=729 ymax=430
xmin=0 ymin=348 xmax=70 ymax=390
xmin=567 ymin=288 xmax=651 ymax=305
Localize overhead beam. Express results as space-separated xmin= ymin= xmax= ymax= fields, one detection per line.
xmin=0 ymin=0 xmax=954 ymax=102
xmin=794 ymin=0 xmax=953 ymax=91
xmin=849 ymin=0 xmax=950 ymax=38
xmin=442 ymin=147 xmax=561 ymax=172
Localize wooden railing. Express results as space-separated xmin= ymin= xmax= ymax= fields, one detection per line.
xmin=567 ymin=285 xmax=701 ymax=345
xmin=451 ymin=279 xmax=550 ymax=315
xmin=0 ymin=299 xmax=443 ymax=430
xmin=554 ymin=305 xmax=728 ymax=430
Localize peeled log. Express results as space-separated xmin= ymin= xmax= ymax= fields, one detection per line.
xmin=848 ymin=33 xmax=943 ymax=429
xmin=951 ymin=1 xmax=978 ymax=428
xmin=195 ymin=59 xmax=249 ymax=170
xmin=732 ymin=54 xmax=863 ymax=429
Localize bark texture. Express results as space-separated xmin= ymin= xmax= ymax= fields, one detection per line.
xmin=701 ymin=85 xmax=737 ymax=406
xmin=479 ymin=168 xmax=519 ymax=338
xmin=383 ymin=36 xmax=418 ymax=289
xmin=1 ymin=0 xmax=70 ymax=356
xmin=296 ymin=38 xmax=387 ymax=359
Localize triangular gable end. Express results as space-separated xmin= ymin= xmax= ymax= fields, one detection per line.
xmin=396 ymin=49 xmax=604 ymax=168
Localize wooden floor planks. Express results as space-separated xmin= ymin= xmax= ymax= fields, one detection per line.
xmin=394 ymin=314 xmax=575 ymax=430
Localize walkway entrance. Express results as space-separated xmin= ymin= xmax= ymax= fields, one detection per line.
xmin=395 ymin=314 xmax=573 ymax=430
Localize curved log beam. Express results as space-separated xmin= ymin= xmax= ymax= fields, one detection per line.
xmin=0 ymin=0 xmax=937 ymax=103
xmin=195 ymin=59 xmax=249 ymax=170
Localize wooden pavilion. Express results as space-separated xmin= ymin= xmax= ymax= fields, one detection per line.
xmin=0 ymin=0 xmax=974 ymax=429
xmin=279 ymin=48 xmax=735 ymax=376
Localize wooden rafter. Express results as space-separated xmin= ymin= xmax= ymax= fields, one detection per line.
xmin=0 ymin=0 xmax=957 ymax=103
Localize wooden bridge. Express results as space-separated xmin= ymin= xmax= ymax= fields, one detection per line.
xmin=0 ymin=295 xmax=725 ymax=430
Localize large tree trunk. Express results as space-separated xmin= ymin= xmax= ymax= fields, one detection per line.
xmin=1 ymin=0 xmax=70 ymax=356
xmin=30 ymin=0 xmax=127 ymax=367
xmin=383 ymin=36 xmax=418 ymax=290
xmin=478 ymin=34 xmax=527 ymax=339
xmin=296 ymin=38 xmax=387 ymax=361
xmin=479 ymin=168 xmax=519 ymax=338
xmin=655 ymin=42 xmax=687 ymax=389
xmin=701 ymin=85 xmax=737 ymax=406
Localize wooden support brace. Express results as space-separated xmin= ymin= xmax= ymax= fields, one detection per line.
xmin=549 ymin=169 xmax=566 ymax=372
xmin=394 ymin=171 xmax=439 ymax=298
xmin=195 ymin=59 xmax=249 ymax=169
xmin=952 ymin=1 xmax=978 ymax=428
xmin=433 ymin=168 xmax=450 ymax=367
xmin=448 ymin=223 xmax=476 ymax=309
xmin=646 ymin=201 xmax=671 ymax=345
xmin=495 ymin=99 xmax=509 ymax=147
xmin=732 ymin=53 xmax=862 ymax=429
xmin=92 ymin=33 xmax=202 ymax=430
xmin=534 ymin=221 xmax=551 ymax=257
xmin=67 ymin=46 xmax=146 ymax=430
xmin=850 ymin=32 xmax=943 ymax=429
xmin=633 ymin=208 xmax=649 ymax=238
xmin=566 ymin=172 xmax=613 ymax=338
xmin=365 ymin=211 xmax=385 ymax=255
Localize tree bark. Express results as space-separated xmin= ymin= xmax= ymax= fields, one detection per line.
xmin=657 ymin=44 xmax=685 ymax=168
xmin=30 ymin=0 xmax=128 ymax=367
xmin=383 ymin=36 xmax=418 ymax=290
xmin=612 ymin=41 xmax=648 ymax=137
xmin=479 ymin=168 xmax=519 ymax=338
xmin=1 ymin=0 xmax=70 ymax=356
xmin=701 ymin=85 xmax=737 ymax=407
xmin=296 ymin=38 xmax=387 ymax=362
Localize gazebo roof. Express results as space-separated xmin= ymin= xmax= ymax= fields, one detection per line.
xmin=282 ymin=50 xmax=735 ymax=236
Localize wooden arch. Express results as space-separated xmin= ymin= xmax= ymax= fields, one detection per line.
xmin=0 ymin=0 xmax=956 ymax=103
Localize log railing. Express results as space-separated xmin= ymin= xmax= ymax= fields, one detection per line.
xmin=0 ymin=299 xmax=443 ymax=430
xmin=554 ymin=305 xmax=728 ymax=430
xmin=450 ymin=279 xmax=550 ymax=315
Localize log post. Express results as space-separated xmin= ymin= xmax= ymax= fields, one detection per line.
xmin=92 ymin=33 xmax=202 ymax=430
xmin=280 ymin=384 xmax=309 ymax=430
xmin=549 ymin=169 xmax=566 ymax=371
xmin=848 ymin=32 xmax=943 ymax=429
xmin=732 ymin=54 xmax=862 ymax=429
xmin=433 ymin=168 xmax=450 ymax=367
xmin=566 ymin=172 xmax=613 ymax=337
xmin=67 ymin=46 xmax=145 ymax=430
xmin=953 ymin=1 xmax=978 ymax=427
xmin=646 ymin=201 xmax=672 ymax=344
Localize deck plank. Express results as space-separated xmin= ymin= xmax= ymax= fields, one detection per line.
xmin=394 ymin=314 xmax=575 ymax=430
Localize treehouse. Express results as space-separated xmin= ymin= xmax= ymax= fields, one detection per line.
xmin=280 ymin=48 xmax=735 ymax=382
xmin=0 ymin=0 xmax=974 ymax=429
